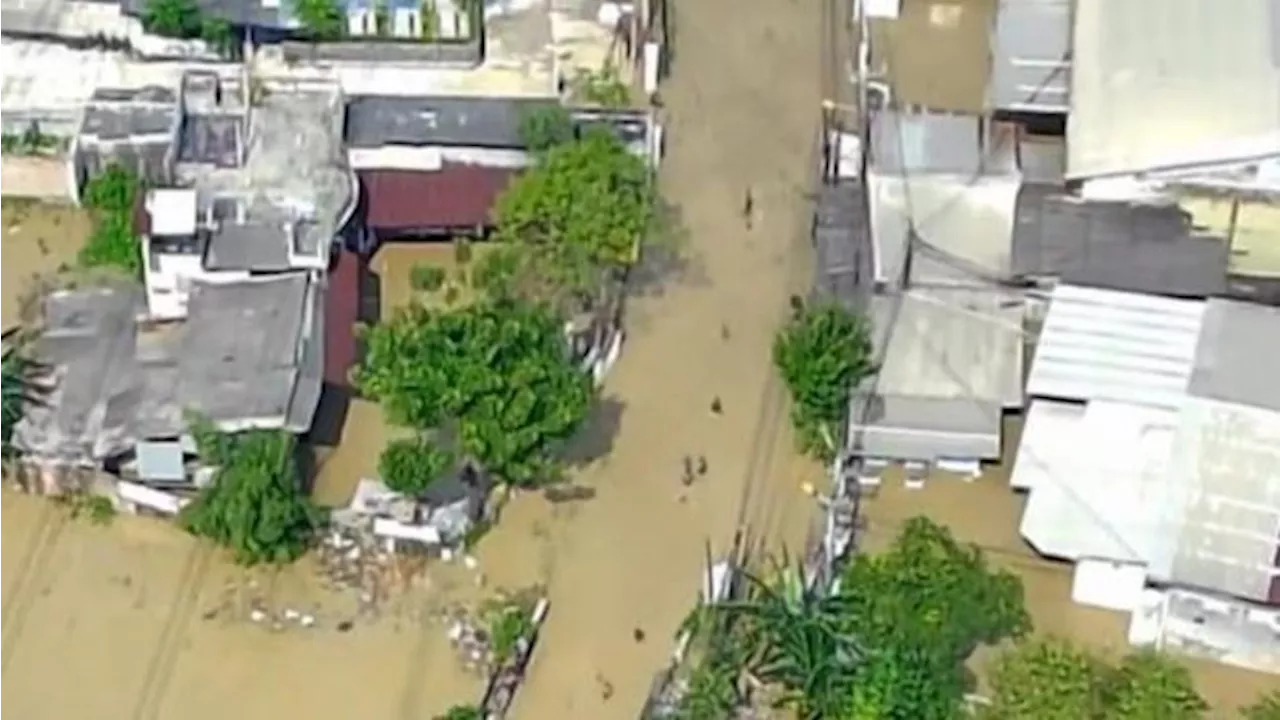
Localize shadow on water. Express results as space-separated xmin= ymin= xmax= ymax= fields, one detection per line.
xmin=561 ymin=395 xmax=626 ymax=469
xmin=627 ymin=199 xmax=707 ymax=301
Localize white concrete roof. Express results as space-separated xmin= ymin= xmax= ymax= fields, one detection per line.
xmin=146 ymin=189 xmax=197 ymax=237
xmin=1026 ymin=284 xmax=1206 ymax=409
xmin=1067 ymin=0 xmax=1280 ymax=179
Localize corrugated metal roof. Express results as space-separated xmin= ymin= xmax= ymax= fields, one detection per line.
xmin=359 ymin=165 xmax=515 ymax=231
xmin=1157 ymin=397 xmax=1280 ymax=603
xmin=849 ymin=395 xmax=1003 ymax=461
xmin=1017 ymin=399 xmax=1176 ymax=564
xmin=1026 ymin=284 xmax=1206 ymax=408
xmin=990 ymin=0 xmax=1072 ymax=113
xmin=847 ymin=288 xmax=1023 ymax=462
xmin=1067 ymin=0 xmax=1280 ymax=178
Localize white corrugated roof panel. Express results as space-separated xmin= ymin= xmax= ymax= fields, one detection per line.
xmin=1027 ymin=284 xmax=1205 ymax=408
xmin=1157 ymin=397 xmax=1280 ymax=603
xmin=1067 ymin=0 xmax=1280 ymax=178
xmin=1017 ymin=399 xmax=1176 ymax=564
xmin=991 ymin=0 xmax=1072 ymax=113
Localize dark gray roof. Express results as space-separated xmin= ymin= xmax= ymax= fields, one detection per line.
xmin=345 ymin=95 xmax=551 ymax=149
xmin=812 ymin=181 xmax=873 ymax=311
xmin=1011 ymin=185 xmax=1229 ymax=297
xmin=177 ymin=274 xmax=317 ymax=430
xmin=1189 ymin=299 xmax=1280 ymax=411
xmin=344 ymin=96 xmax=651 ymax=151
xmin=12 ymin=285 xmax=144 ymax=464
xmin=203 ymin=221 xmax=293 ymax=271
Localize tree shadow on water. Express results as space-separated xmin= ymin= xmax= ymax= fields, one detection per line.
xmin=627 ymin=198 xmax=707 ymax=301
xmin=562 ymin=395 xmax=626 ymax=469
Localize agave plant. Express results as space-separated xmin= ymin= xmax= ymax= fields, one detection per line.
xmin=2 ymin=327 xmax=49 ymax=460
xmin=681 ymin=556 xmax=863 ymax=720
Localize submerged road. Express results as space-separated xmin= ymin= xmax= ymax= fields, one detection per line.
xmin=506 ymin=0 xmax=842 ymax=714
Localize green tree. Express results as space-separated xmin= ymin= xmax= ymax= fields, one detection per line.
xmin=847 ymin=644 xmax=967 ymax=720
xmin=378 ymin=437 xmax=453 ymax=495
xmin=519 ymin=104 xmax=576 ymax=153
xmin=79 ymin=165 xmax=143 ymax=277
xmin=772 ymin=301 xmax=874 ymax=460
xmin=200 ymin=17 xmax=235 ymax=56
xmin=2 ymin=329 xmax=48 ymax=461
xmin=574 ymin=66 xmax=631 ymax=108
xmin=839 ymin=517 xmax=1030 ymax=719
xmin=1102 ymin=650 xmax=1206 ymax=720
xmin=481 ymin=129 xmax=652 ymax=312
xmin=985 ymin=641 xmax=1208 ymax=720
xmin=355 ymin=300 xmax=594 ymax=488
xmin=143 ymin=0 xmax=202 ymax=37
xmin=293 ymin=0 xmax=344 ymax=40
xmin=984 ymin=636 xmax=1107 ymax=720
xmin=180 ymin=424 xmax=325 ymax=565
xmin=1242 ymin=691 xmax=1280 ymax=720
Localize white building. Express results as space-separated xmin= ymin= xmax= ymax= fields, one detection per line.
xmin=1013 ymin=284 xmax=1280 ymax=673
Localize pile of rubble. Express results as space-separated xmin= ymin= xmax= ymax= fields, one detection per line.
xmin=446 ymin=610 xmax=496 ymax=673
xmin=316 ymin=518 xmax=398 ymax=615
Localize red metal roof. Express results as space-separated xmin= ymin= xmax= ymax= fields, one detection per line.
xmin=360 ymin=165 xmax=516 ymax=231
xmin=324 ymin=248 xmax=361 ymax=387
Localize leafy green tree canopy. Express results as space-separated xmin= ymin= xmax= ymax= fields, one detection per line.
xmin=1102 ymin=650 xmax=1207 ymax=720
xmin=181 ymin=424 xmax=324 ymax=565
xmin=378 ymin=437 xmax=454 ymax=496
xmin=843 ymin=517 xmax=1030 ymax=657
xmin=355 ymin=300 xmax=594 ymax=488
xmin=519 ymin=104 xmax=576 ymax=153
xmin=293 ymin=0 xmax=345 ymax=40
xmin=143 ymin=0 xmax=202 ymax=38
xmin=482 ymin=130 xmax=651 ymax=309
xmin=772 ymin=301 xmax=874 ymax=459
xmin=984 ymin=636 xmax=1107 ymax=720
xmin=984 ymin=640 xmax=1208 ymax=720
xmin=834 ymin=517 xmax=1029 ymax=720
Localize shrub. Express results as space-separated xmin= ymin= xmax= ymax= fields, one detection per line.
xmin=410 ymin=263 xmax=447 ymax=292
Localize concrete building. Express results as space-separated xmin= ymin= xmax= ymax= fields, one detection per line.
xmin=67 ymin=70 xmax=356 ymax=320
xmin=11 ymin=273 xmax=324 ymax=491
xmin=846 ymin=109 xmax=1024 ymax=469
xmin=1013 ymin=284 xmax=1280 ymax=673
